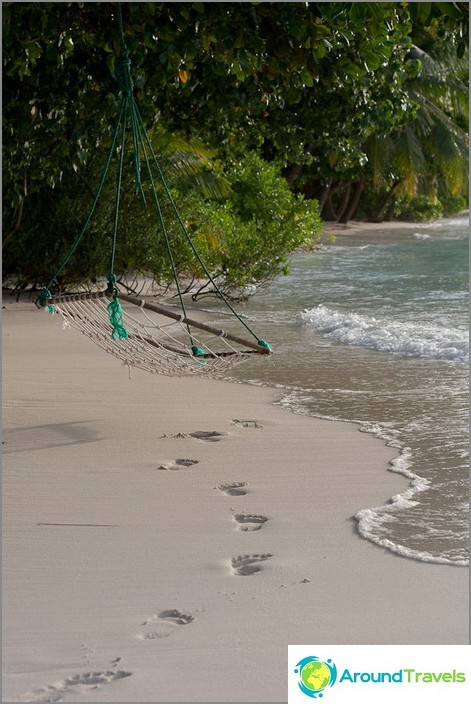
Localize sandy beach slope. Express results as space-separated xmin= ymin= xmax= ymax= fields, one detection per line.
xmin=323 ymin=218 xmax=455 ymax=246
xmin=2 ymin=299 xmax=468 ymax=703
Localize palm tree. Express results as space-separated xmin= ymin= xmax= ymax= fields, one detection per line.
xmin=364 ymin=42 xmax=468 ymax=221
xmin=148 ymin=126 xmax=231 ymax=200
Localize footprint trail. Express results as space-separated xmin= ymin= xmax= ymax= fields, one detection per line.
xmin=217 ymin=482 xmax=248 ymax=496
xmin=137 ymin=609 xmax=195 ymax=640
xmin=233 ymin=513 xmax=268 ymax=531
xmin=157 ymin=458 xmax=199 ymax=471
xmin=231 ymin=553 xmax=273 ymax=576
xmin=22 ymin=669 xmax=132 ymax=702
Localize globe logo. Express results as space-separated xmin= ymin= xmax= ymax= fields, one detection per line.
xmin=294 ymin=656 xmax=338 ymax=699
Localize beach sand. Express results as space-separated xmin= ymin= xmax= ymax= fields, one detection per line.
xmin=2 ymin=297 xmax=468 ymax=703
xmin=323 ymin=219 xmax=445 ymax=247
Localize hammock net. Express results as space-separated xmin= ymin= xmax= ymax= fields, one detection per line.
xmin=47 ymin=291 xmax=268 ymax=376
xmin=37 ymin=4 xmax=272 ymax=376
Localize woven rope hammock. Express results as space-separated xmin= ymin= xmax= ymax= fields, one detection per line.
xmin=36 ymin=4 xmax=271 ymax=376
xmin=46 ymin=290 xmax=269 ymax=376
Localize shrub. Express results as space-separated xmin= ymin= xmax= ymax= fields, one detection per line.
xmin=394 ymin=195 xmax=444 ymax=222
xmin=3 ymin=151 xmax=323 ymax=300
xmin=182 ymin=153 xmax=323 ymax=299
xmin=439 ymin=194 xmax=468 ymax=217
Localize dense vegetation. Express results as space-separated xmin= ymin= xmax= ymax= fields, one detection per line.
xmin=3 ymin=2 xmax=468 ymax=295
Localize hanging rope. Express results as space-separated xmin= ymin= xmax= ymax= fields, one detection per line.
xmin=36 ymin=99 xmax=126 ymax=305
xmin=36 ymin=2 xmax=272 ymax=366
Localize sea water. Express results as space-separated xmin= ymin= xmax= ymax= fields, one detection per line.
xmin=222 ymin=216 xmax=469 ymax=566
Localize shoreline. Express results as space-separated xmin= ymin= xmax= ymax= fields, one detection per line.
xmin=2 ymin=298 xmax=469 ymax=702
xmin=322 ymin=214 xmax=469 ymax=247
xmin=274 ymin=398 xmax=467 ymax=568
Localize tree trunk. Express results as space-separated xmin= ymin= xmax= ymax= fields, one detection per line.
xmin=285 ymin=163 xmax=303 ymax=187
xmin=373 ymin=179 xmax=402 ymax=221
xmin=338 ymin=179 xmax=365 ymax=223
xmin=316 ymin=180 xmax=334 ymax=211
xmin=318 ymin=180 xmax=339 ymax=220
xmin=321 ymin=191 xmax=339 ymax=221
xmin=336 ymin=181 xmax=352 ymax=222
xmin=2 ymin=172 xmax=27 ymax=250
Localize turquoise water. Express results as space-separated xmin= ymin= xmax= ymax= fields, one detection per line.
xmin=223 ymin=216 xmax=469 ymax=565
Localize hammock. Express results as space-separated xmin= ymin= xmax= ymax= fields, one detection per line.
xmin=45 ymin=290 xmax=270 ymax=376
xmin=36 ymin=4 xmax=272 ymax=376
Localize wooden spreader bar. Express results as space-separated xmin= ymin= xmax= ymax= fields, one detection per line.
xmin=46 ymin=290 xmax=271 ymax=356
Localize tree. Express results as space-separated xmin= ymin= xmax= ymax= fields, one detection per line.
xmin=2 ymin=2 xmax=422 ymax=224
xmin=362 ymin=34 xmax=468 ymax=221
xmin=2 ymin=0 xmax=468 ymax=280
xmin=1 ymin=1 xmax=411 ymax=285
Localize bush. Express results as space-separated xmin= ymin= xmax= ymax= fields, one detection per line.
xmin=439 ymin=194 xmax=468 ymax=217
xmin=182 ymin=153 xmax=323 ymax=299
xmin=394 ymin=195 xmax=444 ymax=222
xmin=3 ymin=150 xmax=323 ymax=300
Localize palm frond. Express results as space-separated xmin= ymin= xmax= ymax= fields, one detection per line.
xmin=146 ymin=129 xmax=232 ymax=199
xmin=365 ymin=134 xmax=395 ymax=187
xmin=393 ymin=125 xmax=428 ymax=178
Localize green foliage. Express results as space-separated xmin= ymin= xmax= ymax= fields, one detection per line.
xmin=439 ymin=193 xmax=468 ymax=216
xmin=394 ymin=194 xmax=444 ymax=222
xmin=3 ymin=150 xmax=322 ymax=300
xmin=2 ymin=0 xmax=468 ymax=285
xmin=356 ymin=29 xmax=468 ymax=224
xmin=2 ymin=2 xmax=423 ymax=216
xmin=183 ymin=154 xmax=323 ymax=298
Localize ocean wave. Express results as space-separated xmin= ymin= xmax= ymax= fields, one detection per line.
xmin=301 ymin=305 xmax=468 ymax=362
xmin=276 ymin=392 xmax=469 ymax=566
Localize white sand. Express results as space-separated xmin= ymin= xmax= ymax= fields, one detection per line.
xmin=323 ymin=218 xmax=452 ymax=246
xmin=2 ymin=300 xmax=468 ymax=703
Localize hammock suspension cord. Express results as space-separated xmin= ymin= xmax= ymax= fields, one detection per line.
xmin=36 ymin=3 xmax=272 ymax=373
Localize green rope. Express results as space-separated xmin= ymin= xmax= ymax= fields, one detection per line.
xmin=131 ymin=98 xmax=196 ymax=347
xmin=115 ymin=4 xmax=145 ymax=201
xmin=110 ymin=99 xmax=128 ymax=277
xmin=107 ymin=296 xmax=129 ymax=340
xmin=38 ymin=2 xmax=270 ymax=358
xmin=191 ymin=345 xmax=206 ymax=357
xmin=36 ymin=99 xmax=126 ymax=311
xmin=35 ymin=288 xmax=52 ymax=309
xmin=116 ymin=3 xmax=127 ymax=49
xmin=104 ymin=273 xmax=128 ymax=339
xmin=132 ymin=106 xmax=270 ymax=348
xmin=257 ymin=339 xmax=272 ymax=351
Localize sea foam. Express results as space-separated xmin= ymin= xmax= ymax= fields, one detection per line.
xmin=301 ymin=305 xmax=468 ymax=362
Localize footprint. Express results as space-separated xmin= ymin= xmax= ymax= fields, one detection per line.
xmin=158 ymin=609 xmax=195 ymax=625
xmin=137 ymin=609 xmax=195 ymax=640
xmin=231 ymin=553 xmax=273 ymax=576
xmin=158 ymin=432 xmax=188 ymax=439
xmin=157 ymin=458 xmax=199 ymax=470
xmin=231 ymin=419 xmax=263 ymax=429
xmin=80 ymin=643 xmax=95 ymax=665
xmin=217 ymin=482 xmax=248 ymax=497
xmin=23 ymin=670 xmax=132 ymax=702
xmin=135 ymin=630 xmax=172 ymax=641
xmin=233 ymin=513 xmax=268 ymax=531
xmin=190 ymin=430 xmax=228 ymax=442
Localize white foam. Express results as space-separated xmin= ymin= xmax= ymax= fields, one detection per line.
xmin=301 ymin=305 xmax=469 ymax=362
xmin=275 ymin=394 xmax=469 ymax=566
xmin=412 ymin=232 xmax=431 ymax=240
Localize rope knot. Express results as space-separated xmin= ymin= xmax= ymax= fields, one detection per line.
xmin=35 ymin=288 xmax=52 ymax=309
xmin=107 ymin=297 xmax=129 ymax=340
xmin=115 ymin=52 xmax=134 ymax=97
xmin=105 ymin=273 xmax=118 ymax=298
